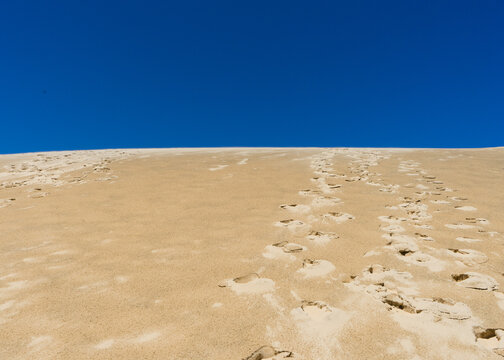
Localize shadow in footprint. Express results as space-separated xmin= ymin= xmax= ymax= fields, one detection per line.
xmin=242 ymin=345 xmax=294 ymax=360
xmin=451 ymin=273 xmax=498 ymax=290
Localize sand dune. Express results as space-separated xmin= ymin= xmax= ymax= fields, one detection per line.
xmin=0 ymin=147 xmax=503 ymax=359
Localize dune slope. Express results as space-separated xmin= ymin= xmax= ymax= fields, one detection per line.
xmin=1 ymin=147 xmax=504 ymax=359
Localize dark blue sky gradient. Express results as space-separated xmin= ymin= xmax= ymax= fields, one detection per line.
xmin=1 ymin=1 xmax=503 ymax=153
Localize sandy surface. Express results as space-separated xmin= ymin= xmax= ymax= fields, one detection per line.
xmin=1 ymin=147 xmax=504 ymax=359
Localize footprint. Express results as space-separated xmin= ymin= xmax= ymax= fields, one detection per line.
xmin=465 ymin=217 xmax=489 ymax=225
xmin=445 ymin=223 xmax=476 ymax=230
xmin=233 ymin=273 xmax=260 ymax=284
xmin=379 ymin=186 xmax=399 ymax=193
xmin=298 ymin=189 xmax=321 ymax=197
xmin=415 ymin=233 xmax=434 ymax=241
xmin=311 ymin=196 xmax=342 ymax=207
xmin=297 ymin=259 xmax=335 ymax=278
xmin=363 ymin=250 xmax=381 ymax=257
xmin=435 ymin=186 xmax=454 ymax=193
xmin=412 ymin=297 xmax=472 ymax=320
xmin=279 ymin=204 xmax=311 ymax=214
xmin=306 ymin=231 xmax=339 ymax=245
xmin=384 ymin=234 xmax=419 ymax=254
xmin=366 ymin=181 xmax=383 ymax=187
xmin=486 ymin=231 xmax=502 ymax=238
xmin=382 ymin=293 xmax=418 ymax=314
xmin=451 ymin=273 xmax=498 ymax=290
xmin=456 ymin=236 xmax=482 ymax=243
xmin=29 ymin=188 xmax=49 ymax=198
xmin=384 ymin=234 xmax=445 ymax=271
xmin=219 ymin=273 xmax=275 ymax=294
xmin=384 ymin=205 xmax=399 ymax=210
xmin=50 ymin=250 xmax=74 ymax=256
xmin=454 ymin=206 xmax=477 ymax=211
xmin=209 ymin=165 xmax=228 ymax=171
xmin=0 ymin=198 xmax=16 ymax=208
xmin=327 ymin=184 xmax=342 ymax=190
xmin=381 ymin=224 xmax=406 ymax=233
xmin=263 ymin=242 xmax=305 ymax=260
xmin=273 ymin=241 xmax=305 ymax=253
xmin=473 ymin=327 xmax=504 ymax=355
xmin=430 ymin=200 xmax=450 ymax=204
xmin=274 ymin=219 xmax=311 ymax=234
xmin=290 ymin=299 xmax=350 ymax=339
xmin=446 ymin=248 xmax=488 ymax=266
xmin=381 ymin=291 xmax=472 ymax=320
xmin=321 ymin=212 xmax=355 ymax=223
xmin=242 ymin=346 xmax=293 ymax=360
xmin=351 ymin=266 xmax=471 ymax=320
xmin=378 ymin=215 xmax=407 ymax=224
xmin=300 ymin=300 xmax=333 ymax=316
xmin=402 ymin=252 xmax=445 ymax=272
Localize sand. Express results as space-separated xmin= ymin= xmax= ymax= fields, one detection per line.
xmin=0 ymin=147 xmax=503 ymax=359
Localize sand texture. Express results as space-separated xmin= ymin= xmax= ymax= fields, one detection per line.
xmin=1 ymin=147 xmax=504 ymax=359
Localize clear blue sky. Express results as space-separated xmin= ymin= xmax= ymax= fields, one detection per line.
xmin=1 ymin=1 xmax=503 ymax=153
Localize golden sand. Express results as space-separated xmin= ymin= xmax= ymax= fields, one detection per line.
xmin=1 ymin=148 xmax=503 ymax=359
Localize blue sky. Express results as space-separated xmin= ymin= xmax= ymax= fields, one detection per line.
xmin=1 ymin=1 xmax=503 ymax=153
